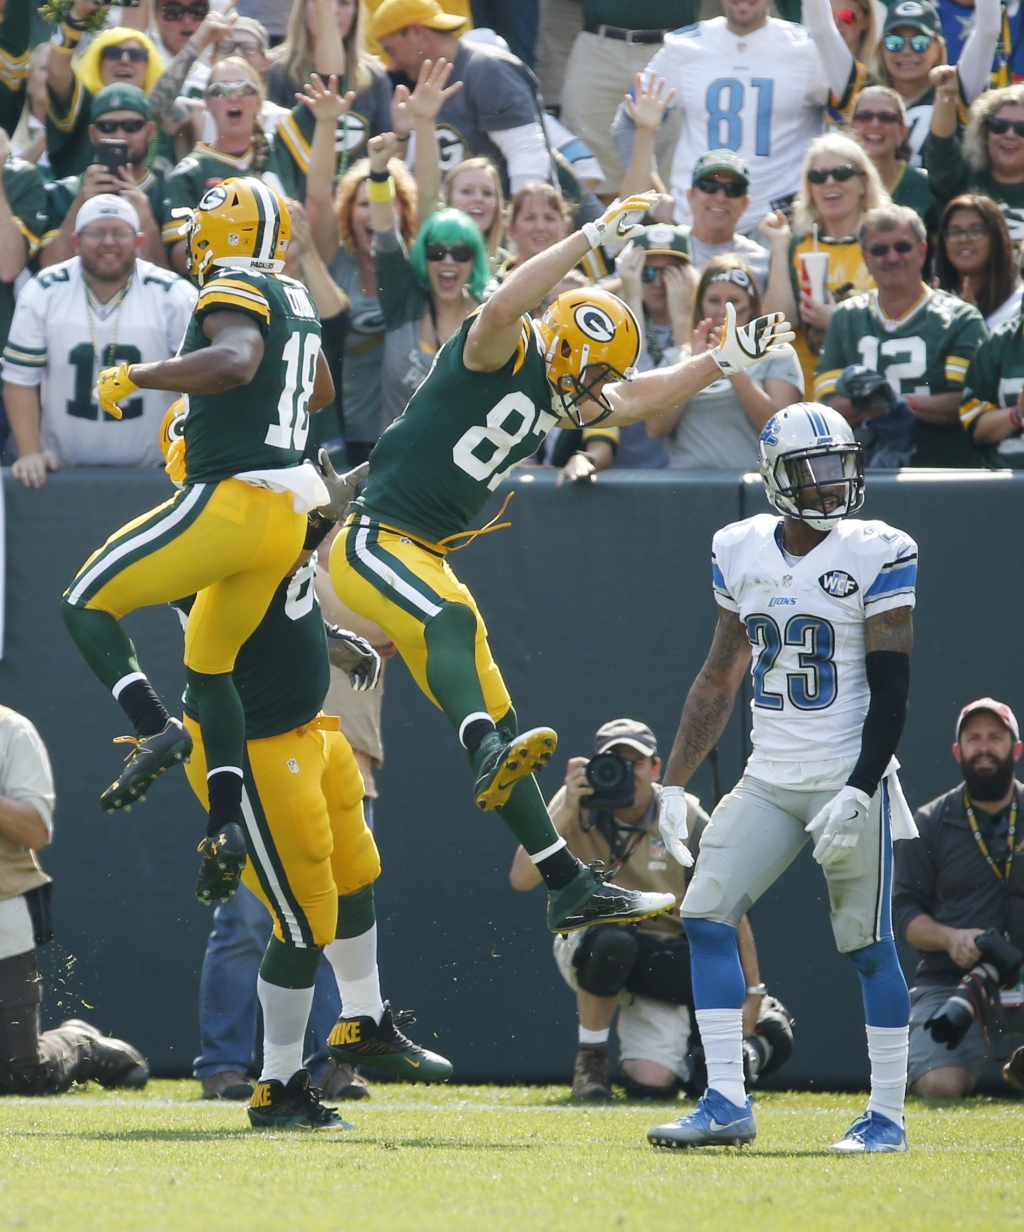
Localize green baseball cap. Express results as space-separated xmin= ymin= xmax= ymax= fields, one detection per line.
xmin=691 ymin=149 xmax=750 ymax=188
xmin=91 ymin=84 xmax=151 ymax=123
xmin=634 ymin=223 xmax=691 ymax=262
xmin=883 ymin=0 xmax=941 ymax=37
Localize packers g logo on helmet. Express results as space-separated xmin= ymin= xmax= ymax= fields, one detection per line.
xmin=536 ymin=288 xmax=641 ymax=427
xmin=176 ymin=177 xmax=291 ymax=285
xmin=159 ymin=398 xmax=188 ymax=487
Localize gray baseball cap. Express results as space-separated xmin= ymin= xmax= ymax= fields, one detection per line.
xmin=692 ymin=149 xmax=750 ymax=188
xmin=594 ymin=718 xmax=658 ymax=757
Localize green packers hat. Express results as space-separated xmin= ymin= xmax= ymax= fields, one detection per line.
xmin=634 ymin=223 xmax=691 ymax=262
xmin=594 ymin=718 xmax=658 ymax=758
xmin=691 ymin=149 xmax=750 ymax=187
xmin=91 ymin=84 xmax=151 ymax=122
xmin=883 ymin=0 xmax=941 ymax=37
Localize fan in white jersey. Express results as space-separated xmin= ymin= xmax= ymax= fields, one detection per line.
xmin=2 ymin=195 xmax=196 ymax=484
xmin=648 ymin=402 xmax=918 ymax=1155
xmin=612 ymin=0 xmax=831 ymax=233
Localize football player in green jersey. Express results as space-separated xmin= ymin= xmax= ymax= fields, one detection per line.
xmin=814 ymin=203 xmax=987 ymax=467
xmin=330 ymin=186 xmax=794 ymax=936
xmin=62 ymin=178 xmax=337 ymax=899
xmin=960 ymin=311 xmax=1024 ymax=468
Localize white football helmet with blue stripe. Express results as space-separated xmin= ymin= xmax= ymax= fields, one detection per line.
xmin=757 ymin=403 xmax=864 ymax=531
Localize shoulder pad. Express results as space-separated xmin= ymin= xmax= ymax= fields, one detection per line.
xmin=713 ymin=513 xmax=776 ymax=551
xmin=838 ymin=520 xmax=917 ymax=558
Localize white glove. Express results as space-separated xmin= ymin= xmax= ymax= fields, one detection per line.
xmin=581 ymin=192 xmax=660 ymax=249
xmin=709 ymin=302 xmax=796 ymax=376
xmin=658 ymin=786 xmax=694 ymax=869
xmin=805 ymin=785 xmax=872 ymax=868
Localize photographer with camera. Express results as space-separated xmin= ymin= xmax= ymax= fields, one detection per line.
xmin=894 ymin=698 xmax=1024 ymax=1099
xmin=509 ymin=718 xmax=794 ymax=1102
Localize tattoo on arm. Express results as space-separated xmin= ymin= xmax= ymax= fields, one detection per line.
xmin=148 ymin=38 xmax=201 ymax=121
xmin=864 ymin=605 xmax=914 ymax=656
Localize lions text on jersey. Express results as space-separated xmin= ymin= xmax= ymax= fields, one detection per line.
xmin=712 ymin=513 xmax=917 ymax=789
xmin=1 ymin=258 xmax=197 ymax=467
xmin=642 ymin=18 xmax=830 ymax=232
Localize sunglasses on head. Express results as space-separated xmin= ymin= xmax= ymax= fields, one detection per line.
xmin=694 ymin=177 xmax=746 ymax=198
xmin=866 ymin=239 xmax=916 ymax=257
xmin=95 ymin=117 xmax=148 ymax=134
xmin=425 ymin=242 xmax=474 ymax=262
xmin=882 ymin=32 xmax=934 ymax=53
xmin=205 ymin=80 xmax=260 ymax=98
xmin=159 ymin=1 xmax=209 ymax=20
xmin=102 ymin=46 xmax=149 ymax=62
xmin=986 ymin=115 xmax=1024 ymax=137
xmin=852 ymin=109 xmax=901 ymax=124
xmin=807 ymin=164 xmax=865 ymax=184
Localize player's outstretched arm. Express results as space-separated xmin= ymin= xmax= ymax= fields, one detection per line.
xmin=463 ymin=193 xmax=659 ymax=373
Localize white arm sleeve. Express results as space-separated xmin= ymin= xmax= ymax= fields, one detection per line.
xmin=801 ymin=0 xmax=856 ymax=100
xmin=957 ymin=0 xmax=1000 ymax=102
xmin=486 ymin=121 xmax=551 ymax=194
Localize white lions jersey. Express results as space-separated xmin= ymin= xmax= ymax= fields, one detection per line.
xmin=2 ymin=258 xmax=197 ymax=468
xmin=647 ymin=18 xmax=830 ymax=233
xmin=713 ymin=514 xmax=917 ymax=790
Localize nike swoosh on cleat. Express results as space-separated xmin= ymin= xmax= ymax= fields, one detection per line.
xmin=710 ymin=1119 xmax=746 ymax=1131
xmin=406 ymin=1060 xmax=420 ymax=1068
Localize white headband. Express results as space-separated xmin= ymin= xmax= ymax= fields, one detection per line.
xmin=709 ymin=268 xmax=753 ymax=290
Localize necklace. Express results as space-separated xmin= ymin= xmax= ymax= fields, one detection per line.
xmin=84 ymin=275 xmax=132 ymax=370
xmin=964 ymin=790 xmax=1016 ymax=882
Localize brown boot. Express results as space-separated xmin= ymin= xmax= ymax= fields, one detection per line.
xmin=202 ymin=1070 xmax=254 ymax=1100
xmin=1003 ymin=1045 xmax=1024 ymax=1093
xmin=319 ymin=1061 xmax=371 ymax=1100
xmin=571 ymin=1044 xmax=611 ymax=1103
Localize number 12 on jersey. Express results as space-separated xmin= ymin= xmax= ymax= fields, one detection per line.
xmin=706 ymin=78 xmax=775 ymax=156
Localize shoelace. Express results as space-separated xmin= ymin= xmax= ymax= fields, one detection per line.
xmin=392 ymin=1009 xmax=417 ymax=1031
xmin=297 ymin=1081 xmax=337 ymax=1124
xmin=112 ymin=734 xmax=145 ymax=762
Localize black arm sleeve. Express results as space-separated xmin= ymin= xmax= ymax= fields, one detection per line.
xmin=846 ymin=650 xmax=911 ymax=796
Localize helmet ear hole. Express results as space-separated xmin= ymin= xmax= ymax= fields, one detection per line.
xmin=560 ymin=339 xmax=572 ymax=358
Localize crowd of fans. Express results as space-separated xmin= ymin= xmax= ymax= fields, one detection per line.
xmin=5 ymin=0 xmax=1024 ymax=481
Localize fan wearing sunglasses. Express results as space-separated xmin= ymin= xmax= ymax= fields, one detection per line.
xmin=42 ymin=84 xmax=170 ymax=271
xmin=365 ymin=131 xmax=489 ymax=429
xmin=814 ymin=203 xmax=987 ymax=468
xmin=848 ymin=85 xmax=936 ymax=231
xmin=46 ymin=3 xmax=164 ymax=181
xmin=927 ymin=72 xmax=1024 ymax=242
xmin=762 ymin=133 xmax=886 ymax=391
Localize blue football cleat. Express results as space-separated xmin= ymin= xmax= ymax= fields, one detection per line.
xmin=648 ymin=1088 xmax=756 ymax=1148
xmin=829 ymin=1110 xmax=908 ymax=1153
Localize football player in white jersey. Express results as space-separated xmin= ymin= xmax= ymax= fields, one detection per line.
xmin=649 ymin=403 xmax=918 ymax=1154
xmin=2 ymin=195 xmax=196 ymax=483
xmin=612 ymin=0 xmax=831 ymax=233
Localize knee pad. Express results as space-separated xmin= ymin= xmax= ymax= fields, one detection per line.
xmin=621 ymin=1073 xmax=679 ymax=1101
xmin=573 ymin=925 xmax=639 ymax=997
xmin=624 ymin=933 xmax=693 ymax=1006
xmin=743 ymin=995 xmax=795 ymax=1085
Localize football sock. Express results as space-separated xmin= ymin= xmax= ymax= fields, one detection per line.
xmin=324 ymin=925 xmax=384 ymax=1024
xmin=186 ymin=668 xmax=246 ymax=825
xmin=257 ymin=939 xmax=322 ymax=1083
xmin=684 ymin=919 xmax=746 ymax=1009
xmin=61 ymin=602 xmax=144 ymax=691
xmin=112 ymin=674 xmax=171 ymax=738
xmin=503 ymin=777 xmax=577 ymax=888
xmin=460 ymin=714 xmax=496 ymax=755
xmin=579 ymin=1026 xmax=610 ymax=1046
xmin=695 ymin=1008 xmax=746 ymax=1107
xmin=865 ymin=1025 xmax=909 ymax=1126
xmin=424 ymin=603 xmax=491 ymax=734
xmin=847 ymin=939 xmax=911 ymax=1027
xmin=206 ymin=768 xmax=244 ymax=835
xmin=335 ymin=884 xmax=375 ymax=938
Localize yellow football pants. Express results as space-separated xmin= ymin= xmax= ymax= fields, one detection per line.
xmin=183 ymin=713 xmax=380 ymax=947
xmin=329 ymin=516 xmax=511 ymax=720
xmin=65 ymin=479 xmax=305 ymax=675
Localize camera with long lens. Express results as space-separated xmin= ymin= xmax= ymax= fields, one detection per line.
xmin=924 ymin=929 xmax=1023 ymax=1049
xmin=580 ymin=752 xmax=636 ymax=809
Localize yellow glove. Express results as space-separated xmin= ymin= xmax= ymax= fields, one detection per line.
xmin=581 ymin=192 xmax=661 ymax=249
xmin=95 ymin=363 xmax=139 ymax=420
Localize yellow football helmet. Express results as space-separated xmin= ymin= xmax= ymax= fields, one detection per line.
xmin=159 ymin=397 xmax=188 ymax=487
xmin=536 ymin=287 xmax=641 ymax=426
xmin=176 ymin=177 xmax=291 ymax=285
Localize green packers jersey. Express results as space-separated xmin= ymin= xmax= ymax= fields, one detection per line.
xmin=181 ymin=270 xmax=322 ymax=484
xmin=815 ymin=286 xmax=987 ymax=468
xmin=0 ymin=0 xmax=30 ymax=138
xmin=0 ymin=157 xmax=47 ymax=352
xmin=890 ymin=163 xmax=937 ymax=233
xmin=353 ymin=314 xmax=558 ymax=544
xmin=961 ymin=312 xmax=1024 ymax=469
xmin=180 ymin=555 xmax=330 ymax=739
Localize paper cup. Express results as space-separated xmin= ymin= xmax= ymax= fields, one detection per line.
xmin=799 ymin=251 xmax=830 ymax=304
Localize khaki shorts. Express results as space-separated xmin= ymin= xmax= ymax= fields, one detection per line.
xmin=554 ymin=930 xmax=692 ymax=1081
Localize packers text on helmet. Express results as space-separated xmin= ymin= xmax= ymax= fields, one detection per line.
xmin=175 ymin=177 xmax=291 ymax=285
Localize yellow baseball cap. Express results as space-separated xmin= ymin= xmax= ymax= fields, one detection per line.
xmin=371 ymin=0 xmax=467 ymax=41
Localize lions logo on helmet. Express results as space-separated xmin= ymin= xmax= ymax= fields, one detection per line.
xmin=536 ymin=287 xmax=640 ymax=427
xmin=757 ymin=402 xmax=865 ymax=531
xmin=180 ymin=177 xmax=292 ymax=286
xmin=159 ymin=398 xmax=188 ymax=488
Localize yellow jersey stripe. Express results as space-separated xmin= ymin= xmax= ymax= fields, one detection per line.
xmin=47 ymin=76 xmax=83 ymax=133
xmin=275 ymin=114 xmax=310 ymax=173
xmin=208 ymin=277 xmax=269 ymax=297
xmin=959 ymin=397 xmax=993 ymax=427
xmin=11 ymin=216 xmax=40 ymax=255
xmin=582 ymin=425 xmax=620 ymax=448
xmin=199 ymin=284 xmax=270 ymax=310
xmin=197 ymin=291 xmax=271 ymax=321
xmin=814 ymin=369 xmax=841 ymax=399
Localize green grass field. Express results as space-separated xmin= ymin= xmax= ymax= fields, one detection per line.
xmin=1 ymin=1082 xmax=1021 ymax=1232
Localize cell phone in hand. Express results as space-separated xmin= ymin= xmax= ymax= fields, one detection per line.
xmin=96 ymin=139 xmax=129 ymax=174
xmin=768 ymin=192 xmax=796 ymax=219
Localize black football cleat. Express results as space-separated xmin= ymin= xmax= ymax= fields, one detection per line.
xmin=59 ymin=1019 xmax=149 ymax=1089
xmin=248 ymin=1069 xmax=355 ymax=1131
xmin=100 ymin=718 xmax=192 ymax=813
xmin=327 ymin=1002 xmax=453 ymax=1082
xmin=547 ymin=862 xmax=675 ymax=933
xmin=195 ymin=821 xmax=248 ymax=905
xmin=473 ymin=727 xmax=557 ymax=810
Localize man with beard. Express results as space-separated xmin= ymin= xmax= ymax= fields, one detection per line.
xmin=893 ymin=698 xmax=1024 ymax=1098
